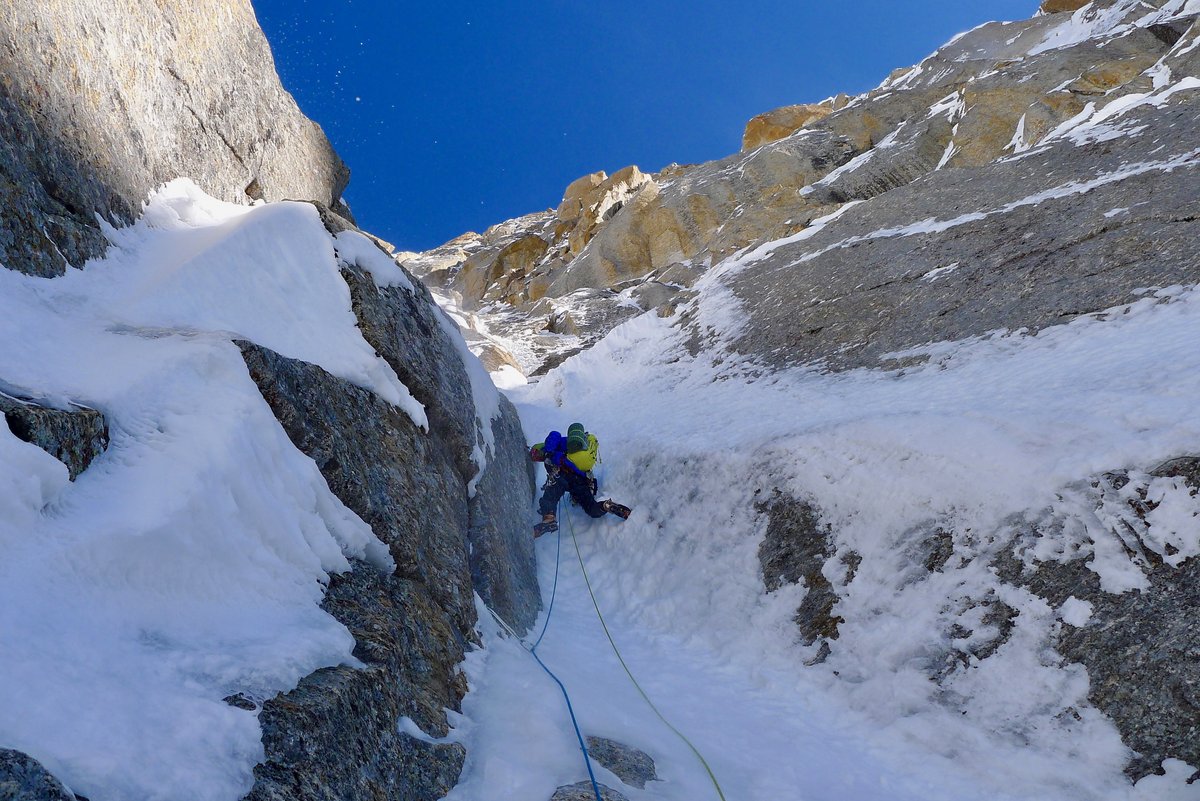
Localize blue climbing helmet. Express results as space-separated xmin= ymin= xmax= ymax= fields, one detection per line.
xmin=544 ymin=430 xmax=566 ymax=458
xmin=540 ymin=429 xmax=588 ymax=476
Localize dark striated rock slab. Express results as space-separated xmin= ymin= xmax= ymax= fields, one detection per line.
xmin=0 ymin=749 xmax=74 ymax=801
xmin=549 ymin=781 xmax=629 ymax=801
xmin=341 ymin=267 xmax=480 ymax=491
xmin=237 ymin=236 xmax=539 ymax=798
xmin=317 ymin=202 xmax=541 ymax=629
xmin=248 ymin=564 xmax=468 ymax=801
xmin=994 ymin=458 xmax=1200 ymax=781
xmin=239 ymin=341 xmax=474 ymax=621
xmin=584 ymin=736 xmax=658 ymax=789
xmin=1151 ymin=456 xmax=1200 ymax=487
xmin=728 ymin=97 xmax=1200 ymax=373
xmin=237 ymin=344 xmax=475 ymax=800
xmin=0 ymin=395 xmax=107 ymax=479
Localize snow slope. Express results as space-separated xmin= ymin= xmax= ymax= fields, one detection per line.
xmin=450 ymin=276 xmax=1200 ymax=800
xmin=0 ymin=181 xmax=423 ymax=800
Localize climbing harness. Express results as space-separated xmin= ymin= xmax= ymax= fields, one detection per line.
xmin=485 ymin=501 xmax=605 ymax=801
xmin=565 ymin=511 xmax=729 ymax=801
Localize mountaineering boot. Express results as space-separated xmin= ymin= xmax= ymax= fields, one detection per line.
xmin=533 ymin=514 xmax=558 ymax=537
xmin=602 ymin=500 xmax=632 ymax=520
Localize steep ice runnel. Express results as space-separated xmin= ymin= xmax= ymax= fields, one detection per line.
xmin=451 ymin=280 xmax=1200 ymax=800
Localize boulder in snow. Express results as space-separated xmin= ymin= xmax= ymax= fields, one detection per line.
xmin=549 ymin=781 xmax=629 ymax=801
xmin=0 ymin=396 xmax=108 ymax=480
xmin=0 ymin=749 xmax=75 ymax=801
xmin=584 ymin=736 xmax=658 ymax=789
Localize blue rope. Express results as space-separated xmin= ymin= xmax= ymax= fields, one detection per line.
xmin=530 ymin=510 xmax=561 ymax=650
xmin=528 ymin=648 xmax=604 ymax=801
xmin=523 ymin=500 xmax=603 ymax=801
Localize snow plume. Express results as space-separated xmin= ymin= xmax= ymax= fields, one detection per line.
xmin=489 ymin=280 xmax=1200 ymax=800
xmin=0 ymin=181 xmax=399 ymax=800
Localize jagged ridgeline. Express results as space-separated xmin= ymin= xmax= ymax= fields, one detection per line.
xmin=406 ymin=0 xmax=1200 ymax=380
xmin=0 ymin=2 xmax=538 ymax=800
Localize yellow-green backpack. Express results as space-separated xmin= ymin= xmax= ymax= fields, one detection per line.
xmin=566 ymin=432 xmax=600 ymax=472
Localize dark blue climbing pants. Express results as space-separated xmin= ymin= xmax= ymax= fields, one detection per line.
xmin=538 ymin=467 xmax=605 ymax=518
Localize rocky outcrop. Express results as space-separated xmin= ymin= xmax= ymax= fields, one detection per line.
xmin=0 ymin=395 xmax=108 ymax=480
xmin=584 ymin=736 xmax=658 ymax=790
xmin=540 ymin=737 xmax=656 ymax=800
xmin=549 ymin=781 xmax=628 ymax=801
xmin=0 ymin=0 xmax=349 ymax=277
xmin=757 ymin=492 xmax=844 ymax=662
xmin=742 ymin=101 xmax=839 ymax=151
xmin=994 ymin=458 xmax=1200 ymax=781
xmin=247 ymin=558 xmax=470 ymax=801
xmin=235 ymin=210 xmax=538 ymax=798
xmin=407 ymin=0 xmax=1199 ymax=379
xmin=761 ymin=456 xmax=1200 ymax=781
xmin=0 ymin=750 xmax=76 ymax=801
xmin=1041 ymin=0 xmax=1091 ymax=12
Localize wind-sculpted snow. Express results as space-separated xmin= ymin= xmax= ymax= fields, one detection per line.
xmin=0 ymin=183 xmax=451 ymax=799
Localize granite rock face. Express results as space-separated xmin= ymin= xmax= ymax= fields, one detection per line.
xmin=0 ymin=750 xmax=75 ymax=801
xmin=469 ymin=400 xmax=540 ymax=630
xmin=724 ymin=96 xmax=1200 ymax=372
xmin=742 ymin=102 xmax=835 ymax=151
xmin=0 ymin=0 xmax=349 ymax=277
xmin=237 ymin=339 xmax=472 ymax=800
xmin=406 ymin=1 xmax=1200 ymax=380
xmin=235 ymin=216 xmax=539 ymax=798
xmin=1042 ymin=0 xmax=1091 ymax=12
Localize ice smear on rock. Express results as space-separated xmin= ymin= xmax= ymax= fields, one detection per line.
xmin=0 ymin=180 xmax=398 ymax=801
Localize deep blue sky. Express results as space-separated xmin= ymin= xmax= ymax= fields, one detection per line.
xmin=250 ymin=1 xmax=1038 ymax=252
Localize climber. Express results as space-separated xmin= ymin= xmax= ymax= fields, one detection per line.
xmin=529 ymin=422 xmax=631 ymax=537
